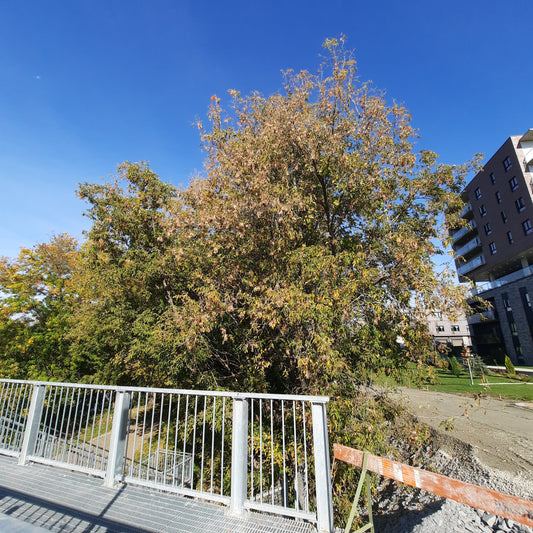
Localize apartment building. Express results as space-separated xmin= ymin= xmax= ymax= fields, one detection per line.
xmin=426 ymin=311 xmax=472 ymax=355
xmin=451 ymin=129 xmax=533 ymax=365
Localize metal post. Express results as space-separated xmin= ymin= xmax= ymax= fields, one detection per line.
xmin=311 ymin=402 xmax=334 ymax=533
xmin=104 ymin=391 xmax=131 ymax=487
xmin=230 ymin=397 xmax=248 ymax=516
xmin=19 ymin=384 xmax=46 ymax=465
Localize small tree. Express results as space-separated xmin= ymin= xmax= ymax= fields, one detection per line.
xmin=504 ymin=355 xmax=516 ymax=376
xmin=449 ymin=356 xmax=462 ymax=377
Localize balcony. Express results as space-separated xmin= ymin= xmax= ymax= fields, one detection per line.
xmin=471 ymin=266 xmax=533 ymax=295
xmin=454 ymin=236 xmax=481 ymax=259
xmin=468 ymin=309 xmax=496 ymax=324
xmin=451 ymin=221 xmax=477 ymax=244
xmin=457 ymin=253 xmax=485 ymax=276
xmin=460 ymin=202 xmax=473 ymax=218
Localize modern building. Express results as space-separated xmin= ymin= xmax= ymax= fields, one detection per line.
xmin=451 ymin=129 xmax=533 ymax=365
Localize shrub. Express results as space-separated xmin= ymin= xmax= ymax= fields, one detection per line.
xmin=469 ymin=355 xmax=487 ymax=377
xmin=505 ymin=355 xmax=516 ymax=376
xmin=449 ymin=356 xmax=462 ymax=377
xmin=424 ymin=365 xmax=440 ymax=385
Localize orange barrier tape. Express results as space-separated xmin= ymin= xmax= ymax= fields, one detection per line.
xmin=333 ymin=444 xmax=533 ymax=528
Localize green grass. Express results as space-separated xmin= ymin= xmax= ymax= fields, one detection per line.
xmin=373 ymin=363 xmax=533 ymax=401
xmin=425 ymin=370 xmax=533 ymax=401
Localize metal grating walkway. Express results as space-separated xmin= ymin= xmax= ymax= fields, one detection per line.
xmin=0 ymin=455 xmax=316 ymax=533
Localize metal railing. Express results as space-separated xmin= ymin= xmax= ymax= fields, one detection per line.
xmin=457 ymin=253 xmax=485 ymax=276
xmin=470 ymin=266 xmax=533 ymax=295
xmin=0 ymin=380 xmax=334 ymax=532
xmin=451 ymin=220 xmax=477 ymax=243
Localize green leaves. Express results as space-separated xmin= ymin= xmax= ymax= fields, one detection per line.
xmin=0 ymin=234 xmax=79 ymax=380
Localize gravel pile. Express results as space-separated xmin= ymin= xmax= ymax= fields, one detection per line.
xmin=370 ymin=439 xmax=533 ymax=533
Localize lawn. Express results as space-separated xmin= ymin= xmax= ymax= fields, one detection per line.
xmin=374 ymin=363 xmax=533 ymax=401
xmin=425 ymin=370 xmax=533 ymax=401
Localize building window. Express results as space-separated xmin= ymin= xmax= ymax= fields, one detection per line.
xmin=509 ymin=176 xmax=518 ymax=191
xmin=451 ymin=325 xmax=460 ymax=332
xmin=489 ymin=242 xmax=497 ymax=255
xmin=490 ymin=172 xmax=496 ymax=184
xmin=503 ymin=156 xmax=512 ymax=172
xmin=436 ymin=325 xmax=445 ymax=332
xmin=484 ymin=223 xmax=492 ymax=235
xmin=516 ymin=197 xmax=526 ymax=212
xmin=495 ymin=191 xmax=502 ymax=203
xmin=503 ymin=296 xmax=511 ymax=311
xmin=523 ymin=290 xmax=532 ymax=309
xmin=501 ymin=211 xmax=508 ymax=223
xmin=523 ymin=219 xmax=533 ymax=235
xmin=474 ymin=187 xmax=482 ymax=200
xmin=507 ymin=231 xmax=514 ymax=244
xmin=479 ymin=205 xmax=487 ymax=217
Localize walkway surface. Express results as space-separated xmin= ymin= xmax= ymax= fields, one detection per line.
xmin=0 ymin=455 xmax=315 ymax=533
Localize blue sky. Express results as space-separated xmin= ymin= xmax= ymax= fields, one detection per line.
xmin=0 ymin=0 xmax=531 ymax=259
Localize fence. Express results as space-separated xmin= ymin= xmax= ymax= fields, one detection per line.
xmin=0 ymin=379 xmax=334 ymax=532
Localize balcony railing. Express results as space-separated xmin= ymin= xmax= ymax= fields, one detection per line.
xmin=454 ymin=236 xmax=481 ymax=259
xmin=457 ymin=253 xmax=485 ymax=276
xmin=460 ymin=202 xmax=473 ymax=218
xmin=467 ymin=309 xmax=496 ymax=324
xmin=0 ymin=380 xmax=334 ymax=532
xmin=451 ymin=220 xmax=477 ymax=243
xmin=470 ymin=266 xmax=533 ymax=295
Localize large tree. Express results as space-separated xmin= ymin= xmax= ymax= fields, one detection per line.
xmin=163 ymin=38 xmax=475 ymax=394
xmin=68 ymin=39 xmax=474 ymax=393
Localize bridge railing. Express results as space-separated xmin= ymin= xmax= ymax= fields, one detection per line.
xmin=0 ymin=379 xmax=334 ymax=532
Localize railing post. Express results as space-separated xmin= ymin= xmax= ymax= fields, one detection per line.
xmin=311 ymin=401 xmax=334 ymax=533
xmin=230 ymin=396 xmax=248 ymax=516
xmin=19 ymin=384 xmax=46 ymax=465
xmin=104 ymin=391 xmax=131 ymax=487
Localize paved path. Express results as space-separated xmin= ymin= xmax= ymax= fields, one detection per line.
xmin=0 ymin=455 xmax=315 ymax=533
xmin=395 ymin=388 xmax=533 ymax=481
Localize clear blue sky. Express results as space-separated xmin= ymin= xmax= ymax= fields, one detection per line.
xmin=1 ymin=0 xmax=531 ymax=259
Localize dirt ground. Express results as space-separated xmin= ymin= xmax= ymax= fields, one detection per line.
xmin=394 ymin=387 xmax=533 ymax=483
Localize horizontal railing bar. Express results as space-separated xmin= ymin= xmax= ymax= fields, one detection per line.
xmin=0 ymin=449 xmax=19 ymax=458
xmin=244 ymin=501 xmax=316 ymax=521
xmin=0 ymin=379 xmax=329 ymax=403
xmin=27 ymin=455 xmax=106 ymax=478
xmin=122 ymin=476 xmax=231 ymax=505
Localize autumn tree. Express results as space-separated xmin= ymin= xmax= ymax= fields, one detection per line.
xmin=164 ymin=37 xmax=475 ymax=395
xmin=0 ymin=233 xmax=79 ymax=379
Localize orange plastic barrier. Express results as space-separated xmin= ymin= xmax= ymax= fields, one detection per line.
xmin=333 ymin=444 xmax=533 ymax=528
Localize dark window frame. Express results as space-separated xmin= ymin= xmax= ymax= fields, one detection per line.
xmin=516 ymin=197 xmax=526 ymax=213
